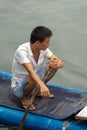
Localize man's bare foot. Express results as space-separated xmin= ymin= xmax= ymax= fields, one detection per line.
xmin=23 ymin=104 xmax=36 ymax=110
xmin=21 ymin=98 xmax=36 ymax=110
xmin=49 ymin=94 xmax=54 ymax=98
xmin=36 ymin=92 xmax=54 ymax=98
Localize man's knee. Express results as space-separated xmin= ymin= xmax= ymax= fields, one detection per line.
xmin=26 ymin=75 xmax=36 ymax=86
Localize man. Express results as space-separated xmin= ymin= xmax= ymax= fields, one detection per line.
xmin=11 ymin=26 xmax=64 ymax=110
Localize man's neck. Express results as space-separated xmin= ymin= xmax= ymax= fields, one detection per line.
xmin=30 ymin=43 xmax=40 ymax=55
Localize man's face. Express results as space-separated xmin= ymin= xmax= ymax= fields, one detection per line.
xmin=39 ymin=37 xmax=50 ymax=50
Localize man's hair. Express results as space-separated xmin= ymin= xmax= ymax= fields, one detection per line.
xmin=30 ymin=26 xmax=52 ymax=43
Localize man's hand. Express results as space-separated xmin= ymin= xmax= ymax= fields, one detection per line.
xmin=39 ymin=83 xmax=54 ymax=98
xmin=47 ymin=56 xmax=64 ymax=68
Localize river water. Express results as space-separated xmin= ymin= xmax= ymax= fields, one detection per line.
xmin=0 ymin=0 xmax=87 ymax=129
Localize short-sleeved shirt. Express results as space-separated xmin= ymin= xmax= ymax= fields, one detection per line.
xmin=11 ymin=42 xmax=53 ymax=88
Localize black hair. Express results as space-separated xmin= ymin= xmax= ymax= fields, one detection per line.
xmin=30 ymin=26 xmax=52 ymax=43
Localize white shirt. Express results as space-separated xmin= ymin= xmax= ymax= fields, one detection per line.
xmin=11 ymin=42 xmax=53 ymax=88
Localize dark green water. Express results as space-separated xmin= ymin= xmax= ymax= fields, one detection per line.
xmin=0 ymin=0 xmax=87 ymax=129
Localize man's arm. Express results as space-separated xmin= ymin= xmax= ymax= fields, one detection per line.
xmin=22 ymin=62 xmax=51 ymax=98
xmin=47 ymin=54 xmax=64 ymax=68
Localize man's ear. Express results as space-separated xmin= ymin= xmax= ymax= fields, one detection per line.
xmin=35 ymin=41 xmax=40 ymax=46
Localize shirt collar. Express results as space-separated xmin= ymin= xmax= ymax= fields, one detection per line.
xmin=28 ymin=42 xmax=45 ymax=57
xmin=28 ymin=42 xmax=33 ymax=56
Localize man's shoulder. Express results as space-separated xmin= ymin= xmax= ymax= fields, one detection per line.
xmin=19 ymin=42 xmax=30 ymax=48
xmin=17 ymin=42 xmax=30 ymax=50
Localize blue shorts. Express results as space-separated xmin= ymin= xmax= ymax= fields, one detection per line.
xmin=11 ymin=66 xmax=47 ymax=98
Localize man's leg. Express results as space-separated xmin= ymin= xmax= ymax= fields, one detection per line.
xmin=21 ymin=76 xmax=36 ymax=110
xmin=22 ymin=66 xmax=58 ymax=109
xmin=36 ymin=66 xmax=58 ymax=96
xmin=44 ymin=67 xmax=58 ymax=83
xmin=37 ymin=66 xmax=58 ymax=83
